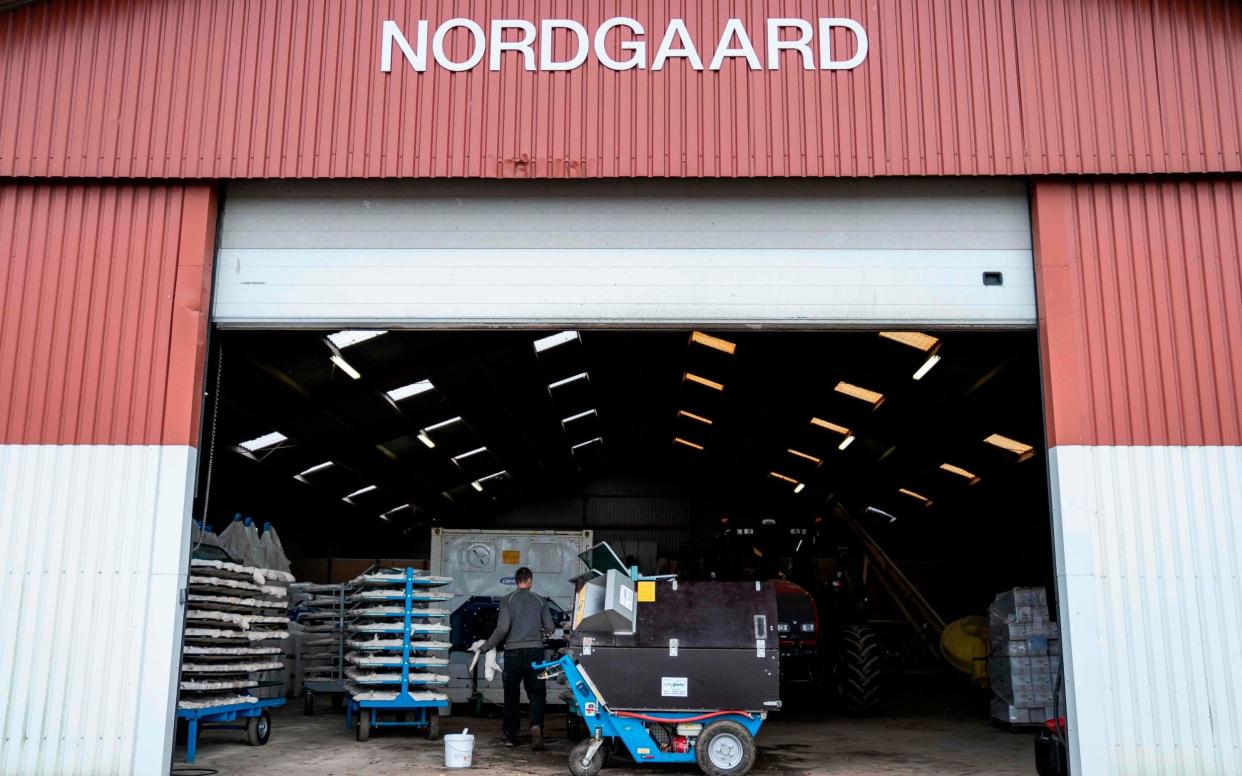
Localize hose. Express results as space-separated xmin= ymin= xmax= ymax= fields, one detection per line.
xmin=613 ymin=710 xmax=753 ymax=724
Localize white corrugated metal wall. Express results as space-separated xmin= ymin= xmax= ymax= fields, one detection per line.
xmin=212 ymin=179 xmax=1035 ymax=328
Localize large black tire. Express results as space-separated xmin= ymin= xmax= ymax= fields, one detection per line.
xmin=246 ymin=712 xmax=271 ymax=746
xmin=357 ymin=712 xmax=371 ymax=742
xmin=695 ymin=720 xmax=756 ymax=776
xmin=303 ymin=692 xmax=315 ymax=716
xmin=426 ymin=713 xmax=441 ymax=741
xmin=174 ymin=718 xmax=190 ymax=746
xmin=568 ymin=740 xmax=606 ymax=776
xmin=836 ymin=624 xmax=883 ymax=715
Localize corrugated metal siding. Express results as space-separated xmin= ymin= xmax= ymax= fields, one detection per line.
xmin=0 ymin=183 xmax=216 ymax=446
xmin=213 ymin=179 xmax=1036 ymax=326
xmin=0 ymin=444 xmax=196 ymax=776
xmin=1 ymin=0 xmax=1239 ymax=179
xmin=1032 ymin=179 xmax=1242 ymax=447
xmin=1048 ymin=445 xmax=1242 ymax=776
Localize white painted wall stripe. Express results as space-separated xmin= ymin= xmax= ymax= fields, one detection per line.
xmin=0 ymin=445 xmax=196 ymax=776
xmin=1049 ymin=446 xmax=1242 ymax=776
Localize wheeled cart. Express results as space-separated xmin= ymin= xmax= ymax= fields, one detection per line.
xmin=176 ymin=697 xmax=286 ymax=764
xmin=538 ymin=655 xmax=765 ymax=776
xmin=344 ymin=567 xmax=452 ymax=741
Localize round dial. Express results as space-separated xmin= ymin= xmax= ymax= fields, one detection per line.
xmin=465 ymin=543 xmax=494 ymax=570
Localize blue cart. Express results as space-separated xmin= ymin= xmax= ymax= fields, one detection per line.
xmin=176 ymin=696 xmax=286 ymax=764
xmin=345 ymin=568 xmax=452 ymax=741
xmin=537 ymin=654 xmax=765 ymax=776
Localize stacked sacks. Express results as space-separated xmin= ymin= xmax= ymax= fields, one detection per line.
xmin=988 ymin=587 xmax=1063 ymax=726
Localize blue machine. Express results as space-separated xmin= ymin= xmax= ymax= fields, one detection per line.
xmin=536 ymin=654 xmax=765 ymax=776
xmin=176 ymin=696 xmax=285 ymax=764
xmin=344 ymin=567 xmax=451 ymax=741
xmin=541 ymin=655 xmax=765 ymax=774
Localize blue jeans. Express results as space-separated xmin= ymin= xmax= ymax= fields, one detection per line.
xmin=502 ymin=647 xmax=546 ymax=740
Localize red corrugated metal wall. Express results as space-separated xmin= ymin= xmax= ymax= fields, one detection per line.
xmin=1033 ymin=179 xmax=1242 ymax=447
xmin=0 ymin=183 xmax=217 ymax=446
xmin=1 ymin=0 xmax=1239 ymax=179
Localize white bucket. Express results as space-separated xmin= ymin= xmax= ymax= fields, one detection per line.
xmin=444 ymin=729 xmax=475 ymax=769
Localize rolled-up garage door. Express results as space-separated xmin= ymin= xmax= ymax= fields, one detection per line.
xmin=213 ymin=179 xmax=1033 ymax=328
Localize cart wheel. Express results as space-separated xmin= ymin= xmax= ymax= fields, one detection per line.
xmin=174 ymin=718 xmax=189 ymax=746
xmin=695 ymin=721 xmax=756 ymax=776
xmin=303 ymin=692 xmax=315 ymax=716
xmin=357 ymin=712 xmax=371 ymax=742
xmin=426 ymin=713 xmax=441 ymax=741
xmin=330 ymin=693 xmax=345 ymax=713
xmin=246 ymin=712 xmax=271 ymax=747
xmin=568 ymin=740 xmax=605 ymax=776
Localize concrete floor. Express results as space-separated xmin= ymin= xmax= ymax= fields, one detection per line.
xmin=173 ymin=703 xmax=1037 ymax=775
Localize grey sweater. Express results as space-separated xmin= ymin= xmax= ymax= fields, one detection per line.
xmin=481 ymin=588 xmax=555 ymax=652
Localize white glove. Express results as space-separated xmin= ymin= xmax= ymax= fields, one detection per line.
xmin=468 ymin=640 xmax=485 ymax=653
xmin=468 ymin=640 xmax=486 ymax=673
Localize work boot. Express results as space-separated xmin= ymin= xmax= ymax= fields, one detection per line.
xmin=501 ymin=737 xmax=517 ymax=748
xmin=530 ymin=725 xmax=545 ymax=751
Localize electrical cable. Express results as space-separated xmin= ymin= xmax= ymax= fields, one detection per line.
xmin=613 ymin=710 xmax=753 ymax=724
xmin=170 ymin=768 xmax=219 ymax=776
xmin=193 ymin=343 xmax=225 ymax=554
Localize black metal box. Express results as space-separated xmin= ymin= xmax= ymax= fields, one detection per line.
xmin=571 ymin=580 xmax=780 ymax=712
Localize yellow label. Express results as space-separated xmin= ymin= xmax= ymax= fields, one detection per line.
xmin=637 ymin=580 xmax=656 ymax=603
xmin=636 ymin=748 xmax=650 ymax=755
xmin=502 ymin=549 xmax=521 ymax=565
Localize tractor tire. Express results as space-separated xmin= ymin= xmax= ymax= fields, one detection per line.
xmin=836 ymin=624 xmax=883 ymax=715
xmin=568 ymin=740 xmax=606 ymax=776
xmin=695 ymin=720 xmax=756 ymax=776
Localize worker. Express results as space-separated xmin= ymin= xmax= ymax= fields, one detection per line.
xmin=471 ymin=566 xmax=555 ymax=750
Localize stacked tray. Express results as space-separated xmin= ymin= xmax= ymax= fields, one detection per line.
xmin=344 ymin=568 xmax=453 ymax=703
xmin=292 ymin=583 xmax=350 ymax=692
xmin=178 ymin=559 xmax=294 ymax=710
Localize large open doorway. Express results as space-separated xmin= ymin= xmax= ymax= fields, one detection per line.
xmin=178 ymin=325 xmax=1055 ymax=775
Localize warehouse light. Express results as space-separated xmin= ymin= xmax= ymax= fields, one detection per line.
xmin=549 ymin=372 xmax=589 ymax=390
xmin=330 ymin=354 xmax=362 ymax=380
xmin=810 ymin=418 xmax=851 ymax=436
xmin=678 ymin=410 xmax=713 ymax=425
xmin=381 ymin=504 xmax=412 ymax=519
xmin=879 ymin=331 xmax=940 ymax=352
xmin=472 ymin=470 xmax=509 ymax=491
xmin=899 ymin=488 xmax=933 ymax=507
xmin=769 ymin=472 xmax=798 ymax=485
xmin=684 ymin=372 xmax=725 ymax=391
xmin=912 ymin=354 xmax=942 ymax=380
xmin=673 ymin=437 xmax=705 ymax=451
xmin=571 ymin=437 xmax=604 ymax=451
xmin=424 ymin=417 xmax=463 ymax=432
xmin=239 ymin=431 xmax=287 ymax=452
xmin=838 ymin=435 xmax=856 ymax=450
xmin=562 ymin=409 xmax=598 ymax=424
xmin=451 ymin=447 xmax=488 ymax=464
xmin=534 ymin=330 xmax=580 ymax=353
xmin=866 ymin=506 xmax=898 ymax=523
xmin=343 ymin=485 xmax=377 ymax=502
xmin=386 ymin=379 xmax=435 ymax=401
xmin=940 ymin=463 xmax=982 ymax=484
xmin=984 ymin=433 xmax=1036 ymax=461
xmin=787 ymin=449 xmax=822 ymax=465
xmin=793 ymin=483 xmax=806 ymax=494
xmin=834 ymin=381 xmax=885 ymax=406
xmin=293 ymin=461 xmax=334 ymax=483
xmin=690 ymin=331 xmax=737 ymax=355
xmin=327 ymin=330 xmax=386 ymax=349
xmin=417 ymin=431 xmax=436 ymax=449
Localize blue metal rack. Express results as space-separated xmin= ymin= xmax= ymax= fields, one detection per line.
xmin=345 ymin=568 xmax=451 ymax=742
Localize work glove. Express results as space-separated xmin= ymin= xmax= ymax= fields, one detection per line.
xmin=468 ymin=639 xmax=485 ymax=653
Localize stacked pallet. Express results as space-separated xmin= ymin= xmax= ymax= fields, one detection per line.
xmin=179 ymin=558 xmax=295 ymax=710
xmin=988 ymin=587 xmax=1062 ymax=726
xmin=343 ymin=569 xmax=453 ymax=705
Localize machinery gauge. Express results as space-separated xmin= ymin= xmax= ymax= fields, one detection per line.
xmin=465 ymin=543 xmax=495 ymax=571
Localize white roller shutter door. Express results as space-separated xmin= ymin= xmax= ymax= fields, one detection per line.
xmin=213 ymin=179 xmax=1034 ymax=327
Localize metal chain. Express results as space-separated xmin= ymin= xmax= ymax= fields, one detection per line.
xmin=193 ymin=342 xmax=225 ymax=553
